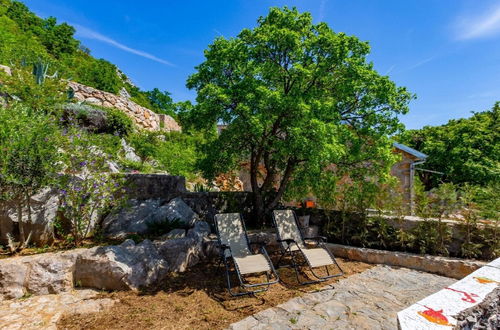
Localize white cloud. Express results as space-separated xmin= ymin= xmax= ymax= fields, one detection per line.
xmin=406 ymin=56 xmax=436 ymax=71
xmin=455 ymin=3 xmax=500 ymax=40
xmin=385 ymin=64 xmax=396 ymax=75
xmin=73 ymin=24 xmax=174 ymax=66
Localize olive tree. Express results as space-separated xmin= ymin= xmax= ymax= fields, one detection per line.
xmin=0 ymin=105 xmax=61 ymax=251
xmin=183 ymin=7 xmax=413 ymax=225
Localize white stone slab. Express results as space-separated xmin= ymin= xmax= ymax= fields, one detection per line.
xmin=450 ymin=265 xmax=500 ymax=297
xmin=487 ymin=257 xmax=500 ymax=269
xmin=398 ymin=263 xmax=500 ymax=329
xmin=414 ymin=288 xmax=477 ymax=322
xmin=398 ymin=302 xmax=456 ymax=329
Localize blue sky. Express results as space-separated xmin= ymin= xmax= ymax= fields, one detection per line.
xmin=22 ymin=0 xmax=500 ymax=129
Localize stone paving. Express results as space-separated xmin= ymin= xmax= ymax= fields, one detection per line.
xmin=229 ymin=265 xmax=455 ymax=330
xmin=0 ymin=289 xmax=115 ymax=330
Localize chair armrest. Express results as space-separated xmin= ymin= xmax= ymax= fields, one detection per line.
xmin=277 ymin=238 xmax=297 ymax=245
xmin=249 ymin=241 xmax=267 ymax=247
xmin=304 ymin=236 xmax=327 ymax=242
xmin=218 ymin=243 xmax=230 ymax=250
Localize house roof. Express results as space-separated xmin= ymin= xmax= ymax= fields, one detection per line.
xmin=393 ymin=142 xmax=428 ymax=160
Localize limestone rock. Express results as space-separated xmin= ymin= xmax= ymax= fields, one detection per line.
xmin=0 ymin=188 xmax=59 ymax=246
xmin=102 ymin=199 xmax=168 ymax=239
xmin=61 ymin=103 xmax=108 ymax=133
xmin=156 ymin=237 xmax=202 ymax=272
xmin=85 ymin=97 xmax=102 ymax=105
xmin=156 ymin=221 xmax=210 ymax=272
xmin=0 ymin=64 xmax=12 ymax=76
xmin=164 ymin=197 xmax=199 ymax=227
xmin=119 ymin=87 xmax=131 ymax=99
xmin=74 ymin=239 xmax=169 ymax=291
xmin=0 ymin=250 xmax=81 ymax=300
xmin=0 ymin=260 xmax=30 ymax=300
xmin=67 ymin=81 xmax=181 ymax=132
xmin=187 ymin=221 xmax=211 ymax=240
xmin=121 ymin=138 xmax=141 ymax=163
xmin=106 ymin=160 xmax=121 ymax=173
xmin=159 ymin=228 xmax=186 ymax=240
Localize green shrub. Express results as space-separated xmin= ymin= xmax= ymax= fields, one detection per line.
xmin=100 ymin=106 xmax=133 ymax=137
xmin=57 ymin=130 xmax=127 ymax=246
xmin=0 ymin=105 xmax=62 ymax=250
xmin=0 ymin=61 xmax=66 ymax=112
xmin=129 ymin=131 xmax=205 ymax=179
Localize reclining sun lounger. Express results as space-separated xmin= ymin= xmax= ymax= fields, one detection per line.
xmin=214 ymin=213 xmax=279 ymax=296
xmin=272 ymin=209 xmax=343 ymax=284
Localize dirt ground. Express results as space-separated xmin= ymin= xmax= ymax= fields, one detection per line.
xmin=59 ymin=258 xmax=372 ymax=330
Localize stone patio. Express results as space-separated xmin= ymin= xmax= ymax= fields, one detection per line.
xmin=228 ymin=265 xmax=455 ymax=330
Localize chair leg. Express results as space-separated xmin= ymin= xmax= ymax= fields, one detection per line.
xmin=216 ymin=257 xmax=223 ymax=273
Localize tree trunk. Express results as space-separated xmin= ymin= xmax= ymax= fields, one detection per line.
xmin=17 ymin=199 xmax=25 ymax=246
xmin=250 ymin=151 xmax=266 ymax=227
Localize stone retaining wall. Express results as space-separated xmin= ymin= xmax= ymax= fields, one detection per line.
xmin=68 ymin=81 xmax=181 ymax=132
xmin=181 ymin=192 xmax=254 ymax=225
xmin=326 ymin=243 xmax=485 ymax=279
xmin=123 ymin=174 xmax=187 ymax=200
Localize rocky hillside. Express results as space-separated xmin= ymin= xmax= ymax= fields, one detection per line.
xmin=0 ymin=0 xmax=177 ymax=117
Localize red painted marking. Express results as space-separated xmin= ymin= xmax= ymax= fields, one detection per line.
xmin=417 ymin=305 xmax=452 ymax=326
xmin=445 ymin=287 xmax=479 ymax=303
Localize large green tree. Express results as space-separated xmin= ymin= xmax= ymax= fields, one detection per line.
xmin=399 ymin=103 xmax=499 ymax=189
xmin=183 ymin=7 xmax=412 ymax=224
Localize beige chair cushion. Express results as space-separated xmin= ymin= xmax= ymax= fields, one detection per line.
xmin=300 ymin=247 xmax=334 ymax=268
xmin=215 ymin=213 xmax=271 ymax=275
xmin=234 ymin=254 xmax=272 ymax=275
xmin=273 ymin=210 xmax=335 ymax=268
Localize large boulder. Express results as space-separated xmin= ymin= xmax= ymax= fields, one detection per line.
xmin=102 ymin=199 xmax=170 ymax=239
xmin=102 ymin=197 xmax=201 ymax=239
xmin=0 ymin=250 xmax=81 ymax=300
xmin=156 ymin=220 xmax=210 ymax=272
xmin=74 ymin=239 xmax=169 ymax=291
xmin=0 ymin=222 xmax=213 ymax=300
xmin=0 ymin=188 xmax=59 ymax=246
xmin=164 ymin=197 xmax=199 ymax=227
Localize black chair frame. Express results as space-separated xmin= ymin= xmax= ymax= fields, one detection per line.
xmin=214 ymin=213 xmax=279 ymax=297
xmin=271 ymin=210 xmax=344 ymax=285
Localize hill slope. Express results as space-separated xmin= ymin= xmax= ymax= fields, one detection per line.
xmin=0 ymin=0 xmax=175 ymax=116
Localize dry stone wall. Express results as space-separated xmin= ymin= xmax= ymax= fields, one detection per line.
xmin=68 ymin=81 xmax=181 ymax=132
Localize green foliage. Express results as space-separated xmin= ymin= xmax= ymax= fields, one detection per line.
xmin=73 ymin=59 xmax=123 ymax=94
xmin=5 ymin=1 xmax=78 ymax=58
xmin=144 ymin=88 xmax=175 ymax=116
xmin=398 ymin=103 xmax=499 ymax=189
xmin=323 ymin=182 xmax=498 ymax=260
xmin=57 ymin=130 xmax=126 ymax=246
xmin=99 ymin=106 xmax=134 ymax=137
xmin=129 ymin=131 xmax=205 ymax=179
xmin=125 ymin=85 xmax=177 ymax=117
xmin=0 ymin=0 xmax=177 ymax=112
xmin=183 ymin=7 xmax=413 ymax=223
xmin=0 ymin=61 xmax=66 ymax=112
xmin=0 ymin=105 xmax=61 ymax=248
xmin=40 ymin=17 xmax=78 ymax=58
